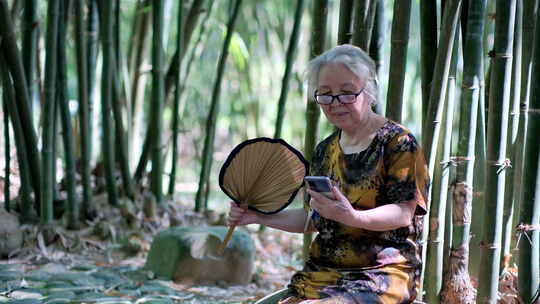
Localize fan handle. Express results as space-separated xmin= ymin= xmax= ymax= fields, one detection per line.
xmin=218 ymin=225 xmax=236 ymax=255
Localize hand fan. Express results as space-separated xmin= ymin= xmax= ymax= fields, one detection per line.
xmin=218 ymin=137 xmax=308 ymax=254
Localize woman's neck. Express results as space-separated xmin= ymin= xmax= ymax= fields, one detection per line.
xmin=341 ymin=113 xmax=385 ymax=144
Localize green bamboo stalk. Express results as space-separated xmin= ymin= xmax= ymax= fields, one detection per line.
xmin=128 ymin=0 xmax=151 ymax=160
xmin=441 ymin=1 xmax=487 ymax=302
xmin=21 ymin=0 xmax=37 ymax=114
xmin=74 ymin=0 xmax=92 ymax=219
xmin=40 ymin=0 xmax=60 ymax=224
xmin=424 ymin=29 xmax=458 ymax=303
xmin=501 ymin=0 xmax=522 ymax=270
xmin=368 ymin=0 xmax=384 ymax=114
xmin=97 ymin=0 xmax=119 ymax=206
xmin=114 ymin=0 xmax=121 ymax=71
xmin=3 ymin=96 xmax=9 ymax=212
xmin=149 ymin=0 xmax=166 ymax=204
xmin=134 ymin=134 xmax=151 ymax=182
xmin=0 ymin=52 xmax=35 ymax=221
xmin=135 ymin=0 xmax=216 ymax=184
xmin=111 ymin=58 xmax=135 ymax=199
xmin=517 ymin=0 xmax=540 ymax=300
xmin=0 ymin=0 xmax=41 ymax=209
xmin=477 ymin=1 xmax=516 ymax=302
xmin=469 ymin=59 xmax=488 ymax=278
xmin=420 ymin=0 xmax=438 ymax=119
xmin=419 ymin=1 xmax=461 ymax=296
xmin=176 ymin=0 xmax=216 ymax=119
xmin=57 ymin=0 xmax=78 ymax=228
xmin=352 ymin=0 xmax=374 ymax=50
xmin=385 ymin=0 xmax=412 ymax=123
xmin=422 ymin=0 xmax=462 ymax=182
xmin=194 ymin=0 xmax=243 ymax=212
xmin=302 ymin=0 xmax=328 ymax=260
xmin=337 ymin=0 xmax=354 ymax=45
xmin=164 ymin=0 xmax=205 ymax=101
xmin=86 ymin=0 xmax=99 ymax=170
xmin=512 ymin=0 xmax=538 ymax=254
xmin=167 ymin=1 xmax=184 ymax=196
xmin=274 ymin=0 xmax=305 ymax=139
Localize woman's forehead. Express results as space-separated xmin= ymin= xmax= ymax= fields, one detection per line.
xmin=318 ymin=64 xmax=364 ymax=88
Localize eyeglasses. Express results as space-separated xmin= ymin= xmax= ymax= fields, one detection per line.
xmin=314 ymin=87 xmax=365 ymax=105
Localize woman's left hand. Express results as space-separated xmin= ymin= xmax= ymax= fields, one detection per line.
xmin=307 ymin=186 xmax=357 ymax=225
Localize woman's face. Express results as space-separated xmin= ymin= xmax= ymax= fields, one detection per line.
xmin=316 ymin=62 xmax=372 ymax=132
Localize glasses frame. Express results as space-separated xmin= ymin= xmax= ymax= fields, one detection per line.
xmin=313 ymin=87 xmax=366 ymax=105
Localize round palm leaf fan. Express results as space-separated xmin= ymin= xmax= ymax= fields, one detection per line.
xmin=218 ymin=137 xmax=308 ymax=254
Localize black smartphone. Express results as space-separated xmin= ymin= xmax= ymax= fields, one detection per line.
xmin=304 ymin=176 xmax=335 ymax=199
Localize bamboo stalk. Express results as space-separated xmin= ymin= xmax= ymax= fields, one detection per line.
xmin=274 ymin=0 xmax=305 ymax=139
xmin=517 ymin=0 xmax=540 ymax=299
xmin=0 ymin=0 xmax=41 ymax=209
xmin=194 ymin=0 xmax=243 ymax=212
xmin=97 ymin=0 xmax=119 ymax=206
xmin=111 ymin=58 xmax=136 ymax=199
xmin=128 ymin=0 xmax=151 ymax=161
xmin=419 ymin=0 xmax=462 ymax=297
xmin=135 ymin=0 xmax=216 ymax=184
xmin=167 ymin=1 xmax=184 ymax=196
xmin=164 ymin=0 xmax=205 ymax=101
xmin=86 ymin=0 xmax=98 ymax=171
xmin=337 ymin=0 xmax=354 ymax=45
xmin=302 ymin=0 xmax=328 ymax=260
xmin=385 ymin=0 xmax=412 ymax=123
xmin=368 ymin=0 xmax=384 ymax=114
xmin=424 ymin=29 xmax=459 ymax=303
xmin=57 ymin=0 xmax=78 ymax=228
xmin=22 ymin=0 xmax=37 ymax=114
xmin=469 ymin=60 xmax=488 ymax=278
xmin=40 ymin=0 xmax=60 ymax=224
xmin=477 ymin=1 xmax=516 ymax=302
xmin=74 ymin=0 xmax=92 ymax=218
xmin=352 ymin=0 xmax=374 ymax=50
xmin=440 ymin=1 xmax=487 ymax=302
xmin=422 ymin=0 xmax=462 ymax=181
xmin=512 ymin=0 xmax=538 ymax=254
xmin=3 ymin=96 xmax=9 ymax=212
xmin=149 ymin=0 xmax=166 ymax=204
xmin=420 ymin=0 xmax=438 ymax=119
xmin=0 ymin=52 xmax=35 ymax=221
xmin=501 ymin=0 xmax=522 ymax=270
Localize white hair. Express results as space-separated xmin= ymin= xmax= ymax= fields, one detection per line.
xmin=306 ymin=44 xmax=378 ymax=105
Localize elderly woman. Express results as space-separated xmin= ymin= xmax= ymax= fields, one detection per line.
xmin=228 ymin=44 xmax=429 ymax=304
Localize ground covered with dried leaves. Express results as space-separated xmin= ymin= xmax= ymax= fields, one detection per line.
xmin=0 ymin=193 xmax=304 ymax=303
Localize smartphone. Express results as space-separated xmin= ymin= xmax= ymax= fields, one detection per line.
xmin=304 ymin=176 xmax=335 ymax=200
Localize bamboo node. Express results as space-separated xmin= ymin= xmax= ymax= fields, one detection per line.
xmin=515 ymin=224 xmax=540 ymax=247
xmin=479 ymin=241 xmax=500 ymax=249
xmin=439 ymin=159 xmax=458 ymax=168
xmin=488 ymin=50 xmax=512 ymax=59
xmin=516 ymin=223 xmax=540 ymax=232
xmin=450 ymin=156 xmax=474 ymax=164
xmin=527 ymin=108 xmax=540 ymax=114
xmin=487 ymin=159 xmax=512 ymax=174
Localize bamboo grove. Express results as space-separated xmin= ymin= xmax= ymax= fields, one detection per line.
xmin=0 ymin=0 xmax=539 ymax=303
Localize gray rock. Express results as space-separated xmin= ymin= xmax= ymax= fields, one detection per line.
xmin=0 ymin=209 xmax=23 ymax=257
xmin=145 ymin=226 xmax=255 ymax=285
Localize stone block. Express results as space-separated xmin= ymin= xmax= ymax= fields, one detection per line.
xmin=145 ymin=226 xmax=255 ymax=285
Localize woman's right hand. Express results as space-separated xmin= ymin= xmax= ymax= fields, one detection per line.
xmin=227 ymin=202 xmax=259 ymax=226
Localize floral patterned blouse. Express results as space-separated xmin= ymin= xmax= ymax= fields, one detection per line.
xmin=287 ymin=120 xmax=429 ymax=303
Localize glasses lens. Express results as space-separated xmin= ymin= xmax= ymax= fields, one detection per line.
xmin=316 ymin=95 xmax=333 ymax=104
xmin=339 ymin=94 xmax=357 ymax=104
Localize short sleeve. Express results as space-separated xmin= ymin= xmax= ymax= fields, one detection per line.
xmin=384 ymin=132 xmax=429 ymax=215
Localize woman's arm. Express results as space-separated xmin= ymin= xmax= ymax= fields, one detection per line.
xmin=308 ymin=187 xmax=417 ymax=231
xmin=227 ymin=202 xmax=316 ymax=233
